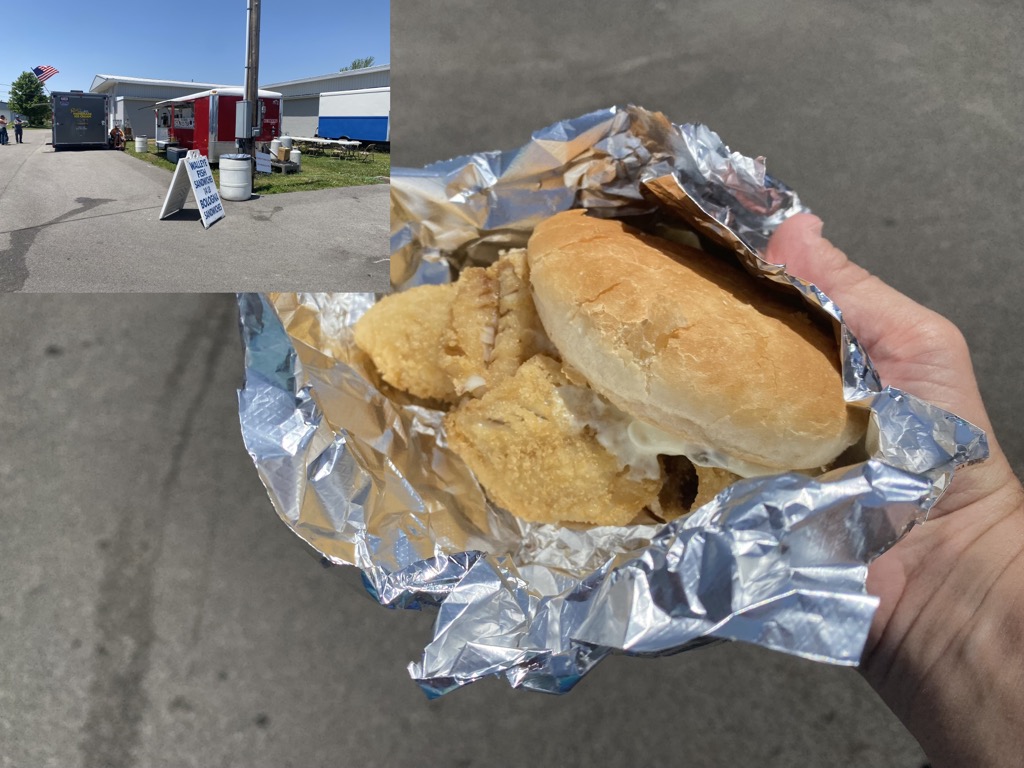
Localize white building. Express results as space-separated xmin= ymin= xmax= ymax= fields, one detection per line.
xmin=91 ymin=75 xmax=235 ymax=140
xmin=90 ymin=65 xmax=390 ymax=141
xmin=0 ymin=100 xmax=9 ymax=121
xmin=264 ymin=64 xmax=390 ymax=137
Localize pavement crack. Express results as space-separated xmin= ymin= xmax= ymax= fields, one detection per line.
xmin=166 ymin=298 xmax=237 ymax=651
xmin=160 ymin=296 xmax=237 ymax=496
xmin=78 ymin=295 xmax=237 ymax=768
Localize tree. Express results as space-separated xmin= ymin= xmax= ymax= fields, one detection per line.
xmin=340 ymin=56 xmax=375 ymax=72
xmin=9 ymin=71 xmax=49 ymax=126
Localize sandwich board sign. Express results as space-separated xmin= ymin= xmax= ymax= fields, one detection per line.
xmin=158 ymin=150 xmax=225 ymax=228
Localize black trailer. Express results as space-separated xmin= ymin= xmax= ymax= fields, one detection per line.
xmin=51 ymin=91 xmax=111 ymax=150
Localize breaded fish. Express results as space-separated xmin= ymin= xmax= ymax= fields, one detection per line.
xmin=444 ymin=355 xmax=661 ymax=526
xmin=352 ymin=283 xmax=458 ymax=403
xmin=441 ymin=249 xmax=554 ymax=397
xmin=693 ymin=465 xmax=742 ymax=509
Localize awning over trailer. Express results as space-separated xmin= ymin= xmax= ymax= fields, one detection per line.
xmin=154 ymin=87 xmax=283 ymax=107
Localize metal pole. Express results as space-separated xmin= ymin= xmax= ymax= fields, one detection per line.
xmin=243 ymin=0 xmax=261 ymax=190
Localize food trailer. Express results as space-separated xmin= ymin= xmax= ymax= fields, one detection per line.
xmin=317 ymin=87 xmax=390 ymax=146
xmin=51 ymin=91 xmax=111 ymax=150
xmin=154 ymin=87 xmax=283 ymax=163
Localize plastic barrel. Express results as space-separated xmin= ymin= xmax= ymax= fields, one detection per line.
xmin=289 ymin=148 xmax=301 ymax=167
xmin=134 ymin=136 xmax=147 ymax=153
xmin=219 ymin=154 xmax=252 ymax=202
xmin=280 ymin=135 xmax=294 ymax=149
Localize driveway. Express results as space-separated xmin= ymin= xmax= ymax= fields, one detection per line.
xmin=0 ymin=130 xmax=388 ymax=292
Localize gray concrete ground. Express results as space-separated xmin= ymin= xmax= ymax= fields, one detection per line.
xmin=0 ymin=129 xmax=388 ymax=292
xmin=1 ymin=294 xmax=933 ymax=768
xmin=2 ymin=1 xmax=1023 ymax=767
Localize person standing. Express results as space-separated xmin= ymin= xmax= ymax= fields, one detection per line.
xmin=13 ymin=116 xmax=24 ymax=144
xmin=0 ymin=115 xmax=8 ymax=146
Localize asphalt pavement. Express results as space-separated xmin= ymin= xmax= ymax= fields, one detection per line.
xmin=1 ymin=294 xmax=929 ymax=768
xmin=2 ymin=1 xmax=1023 ymax=767
xmin=0 ymin=129 xmax=388 ymax=292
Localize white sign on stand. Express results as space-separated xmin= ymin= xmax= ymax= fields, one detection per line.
xmin=158 ymin=150 xmax=225 ymax=229
xmin=255 ymin=151 xmax=272 ymax=174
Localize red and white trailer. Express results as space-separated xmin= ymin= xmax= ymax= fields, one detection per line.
xmin=154 ymin=87 xmax=283 ymax=163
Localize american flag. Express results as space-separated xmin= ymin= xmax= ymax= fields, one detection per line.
xmin=32 ymin=65 xmax=59 ymax=83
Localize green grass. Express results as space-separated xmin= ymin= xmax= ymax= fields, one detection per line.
xmin=124 ymin=139 xmax=389 ymax=194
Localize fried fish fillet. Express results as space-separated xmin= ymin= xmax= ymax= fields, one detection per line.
xmin=444 ymin=355 xmax=662 ymax=526
xmin=352 ymin=283 xmax=458 ymax=403
xmin=353 ymin=248 xmax=739 ymax=527
xmin=441 ymin=249 xmax=554 ymax=396
xmin=354 ymin=249 xmax=552 ymax=405
xmin=693 ymin=465 xmax=743 ymax=509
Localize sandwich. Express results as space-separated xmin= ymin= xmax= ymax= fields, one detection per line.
xmin=354 ymin=209 xmax=865 ymax=526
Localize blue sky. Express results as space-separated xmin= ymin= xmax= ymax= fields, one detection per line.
xmin=1 ymin=1 xmax=389 ymax=99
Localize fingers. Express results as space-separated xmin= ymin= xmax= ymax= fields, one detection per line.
xmin=766 ymin=214 xmax=1007 ymax=507
xmin=766 ymin=213 xmax=989 ymax=420
xmin=766 ymin=216 xmax=978 ymax=403
xmin=765 ymin=213 xmax=930 ymax=352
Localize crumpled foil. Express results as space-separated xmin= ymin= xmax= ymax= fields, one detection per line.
xmin=238 ymin=105 xmax=988 ymax=698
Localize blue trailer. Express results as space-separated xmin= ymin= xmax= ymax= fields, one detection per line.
xmin=317 ymin=87 xmax=389 ymax=146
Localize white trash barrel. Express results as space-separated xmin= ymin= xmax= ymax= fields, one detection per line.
xmin=219 ymin=154 xmax=252 ymax=202
xmin=134 ymin=136 xmax=147 ymax=153
xmin=280 ymin=135 xmax=293 ymax=149
xmin=289 ymin=148 xmax=301 ymax=167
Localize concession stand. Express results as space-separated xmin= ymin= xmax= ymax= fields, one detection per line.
xmin=154 ymin=87 xmax=282 ymax=163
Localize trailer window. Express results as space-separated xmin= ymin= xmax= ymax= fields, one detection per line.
xmin=174 ymin=105 xmax=195 ymax=129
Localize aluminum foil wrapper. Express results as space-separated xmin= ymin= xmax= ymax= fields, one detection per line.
xmin=239 ymin=105 xmax=988 ymax=697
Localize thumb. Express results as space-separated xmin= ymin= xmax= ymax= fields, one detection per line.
xmin=766 ymin=212 xmax=992 ymax=437
xmin=766 ymin=214 xmax=1010 ymax=511
xmin=765 ymin=213 xmax=926 ymax=355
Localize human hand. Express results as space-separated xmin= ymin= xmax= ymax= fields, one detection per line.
xmin=766 ymin=214 xmax=1024 ymax=767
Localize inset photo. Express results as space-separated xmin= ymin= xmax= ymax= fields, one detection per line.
xmin=1 ymin=2 xmax=389 ymax=292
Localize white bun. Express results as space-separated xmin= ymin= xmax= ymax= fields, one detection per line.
xmin=526 ymin=209 xmax=864 ymax=473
